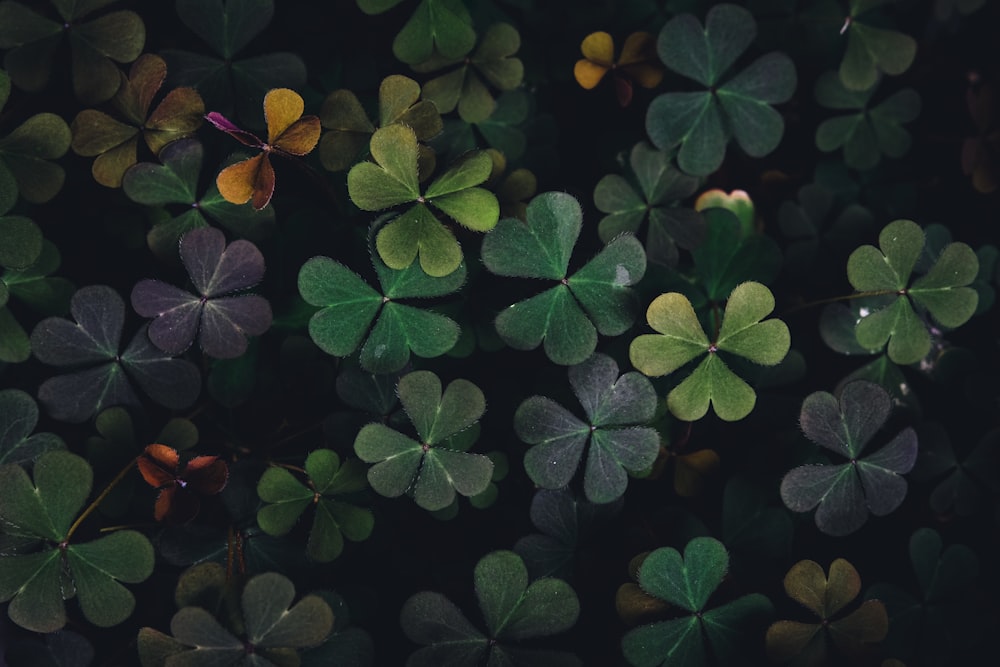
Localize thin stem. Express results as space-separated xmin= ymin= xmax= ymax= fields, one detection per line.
xmin=781 ymin=289 xmax=899 ymax=316
xmin=269 ymin=461 xmax=308 ymax=475
xmin=99 ymin=522 xmax=156 ymax=533
xmin=65 ymin=459 xmax=136 ymax=542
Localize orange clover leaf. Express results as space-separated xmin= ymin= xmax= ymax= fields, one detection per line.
xmin=207 ymin=88 xmax=321 ymax=210
xmin=137 ymin=444 xmax=228 ymax=523
xmin=573 ymin=31 xmax=663 ymax=107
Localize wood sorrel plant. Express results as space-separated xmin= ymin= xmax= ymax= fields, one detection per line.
xmin=1 ymin=1 xmax=997 ymax=665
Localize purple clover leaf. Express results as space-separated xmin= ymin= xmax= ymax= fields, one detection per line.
xmin=29 ymin=286 xmax=201 ymax=423
xmin=131 ymin=227 xmax=272 ymax=359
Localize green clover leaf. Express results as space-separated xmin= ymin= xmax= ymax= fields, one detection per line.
xmin=846 ymin=219 xmax=978 ymax=364
xmin=630 ymin=281 xmax=791 ymax=421
xmin=257 ymin=449 xmax=374 ymax=562
xmin=481 ymin=191 xmax=646 ymax=365
xmin=353 ymin=370 xmax=493 ymax=511
xmin=0 ymin=451 xmax=154 ymax=633
xmin=646 ymin=3 xmax=796 ymax=176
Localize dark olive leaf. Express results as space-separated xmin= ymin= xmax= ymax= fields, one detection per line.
xmin=0 ymin=451 xmax=155 ymax=633
xmin=0 ymin=388 xmax=65 ymax=466
xmin=392 ymin=0 xmax=476 ymax=66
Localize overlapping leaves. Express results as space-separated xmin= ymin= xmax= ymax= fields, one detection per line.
xmin=70 ymin=54 xmax=204 ymax=187
xmin=839 ymin=0 xmax=917 ymax=91
xmin=319 ymin=74 xmax=442 ymax=172
xmin=348 ymin=123 xmax=499 ymax=277
xmin=257 ymin=449 xmax=374 ymax=562
xmin=0 ymin=0 xmax=145 ymax=103
xmin=354 ymin=370 xmax=493 ymax=511
xmin=390 ymin=0 xmax=476 ymax=66
xmin=847 ymin=219 xmax=978 ymax=365
xmin=207 ymin=87 xmax=321 ymax=209
xmin=780 ymin=381 xmax=918 ymax=536
xmin=131 ymin=226 xmax=272 ymax=359
xmin=122 ymin=138 xmax=276 ymax=261
xmin=0 ymin=240 xmax=74 ymax=363
xmin=401 ymin=549 xmax=580 ymax=666
xmin=481 ymin=191 xmax=646 ymax=365
xmin=621 ymin=537 xmax=774 ymax=666
xmin=0 ymin=451 xmax=155 ymax=633
xmin=137 ymin=569 xmax=334 ymax=666
xmin=515 ymin=353 xmax=660 ymax=504
xmin=865 ymin=528 xmax=982 ymax=664
xmin=593 ymin=142 xmax=703 ymax=268
xmin=30 ymin=285 xmax=201 ymax=423
xmin=815 ymin=72 xmax=921 ymax=171
xmin=630 ymin=281 xmax=791 ymax=421
xmin=298 ymin=250 xmax=464 ymax=374
xmin=161 ymin=0 xmax=307 ymax=128
xmin=646 ymin=3 xmax=796 ymax=175
xmin=574 ymin=31 xmax=664 ymax=107
xmin=766 ymin=558 xmax=888 ymax=664
xmin=0 ymin=108 xmax=71 ymax=207
xmin=415 ymin=22 xmax=524 ymax=124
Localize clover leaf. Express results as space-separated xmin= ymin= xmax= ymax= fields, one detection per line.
xmin=0 ymin=0 xmax=145 ymax=103
xmin=401 ymin=549 xmax=580 ymax=666
xmin=137 ymin=571 xmax=334 ymax=666
xmin=839 ymin=0 xmax=917 ymax=91
xmin=630 ymin=281 xmax=791 ymax=422
xmin=70 ymin=54 xmax=204 ymax=187
xmin=299 ymin=251 xmax=464 ymax=374
xmin=131 ymin=226 xmax=272 ymax=359
xmin=778 ymin=182 xmax=874 ymax=276
xmin=646 ymin=3 xmax=796 ymax=175
xmin=415 ymin=22 xmax=524 ymax=124
xmin=319 ymin=74 xmax=442 ymax=172
xmin=432 ymin=89 xmax=531 ymax=162
xmin=137 ymin=444 xmax=228 ymax=523
xmin=354 ymin=370 xmax=493 ymax=511
xmin=30 ymin=285 xmax=202 ymax=423
xmin=0 ymin=450 xmax=155 ymax=633
xmin=161 ymin=0 xmax=307 ymax=128
xmin=257 ymin=449 xmax=374 ymax=562
xmin=815 ymin=72 xmax=922 ymax=171
xmin=766 ymin=558 xmax=888 ymax=664
xmin=574 ymin=31 xmax=664 ymax=107
xmin=515 ymin=353 xmax=660 ymax=504
xmin=0 ymin=112 xmax=71 ymax=205
xmin=622 ymin=537 xmax=774 ymax=667
xmin=691 ymin=207 xmax=782 ymax=303
xmin=348 ymin=123 xmax=499 ymax=277
xmin=513 ymin=487 xmax=623 ymax=580
xmin=847 ymin=219 xmax=979 ymax=364
xmin=911 ymin=424 xmax=1000 ymax=517
xmin=481 ymin=191 xmax=646 ymax=365
xmin=0 ymin=240 xmax=74 ymax=363
xmin=865 ymin=528 xmax=982 ymax=665
xmin=122 ymin=138 xmax=276 ymax=261
xmin=0 ymin=389 xmax=64 ymax=466
xmin=594 ymin=141 xmax=704 ymax=268
xmin=391 ymin=0 xmax=476 ymax=66
xmin=207 ymin=87 xmax=321 ymax=210
xmin=780 ymin=381 xmax=917 ymax=536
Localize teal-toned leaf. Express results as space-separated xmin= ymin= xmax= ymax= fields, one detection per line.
xmin=242 ymin=573 xmax=334 ymax=648
xmin=0 ymin=388 xmax=65 ymax=466
xmin=482 ymin=192 xmax=581 ymax=280
xmin=494 ymin=285 xmax=596 ymax=365
xmin=299 ymin=256 xmax=383 ymax=357
xmin=66 ymin=530 xmax=155 ymax=627
xmin=656 ymin=4 xmax=756 ymax=87
xmin=398 ymin=370 xmax=485 ymax=445
xmin=0 ymin=216 xmax=42 ymax=269
xmin=360 ymin=302 xmax=460 ymax=373
xmin=567 ymin=234 xmax=645 ymax=336
xmin=692 ymin=208 xmax=783 ymax=301
xmin=476 ymin=550 xmax=580 ymax=640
